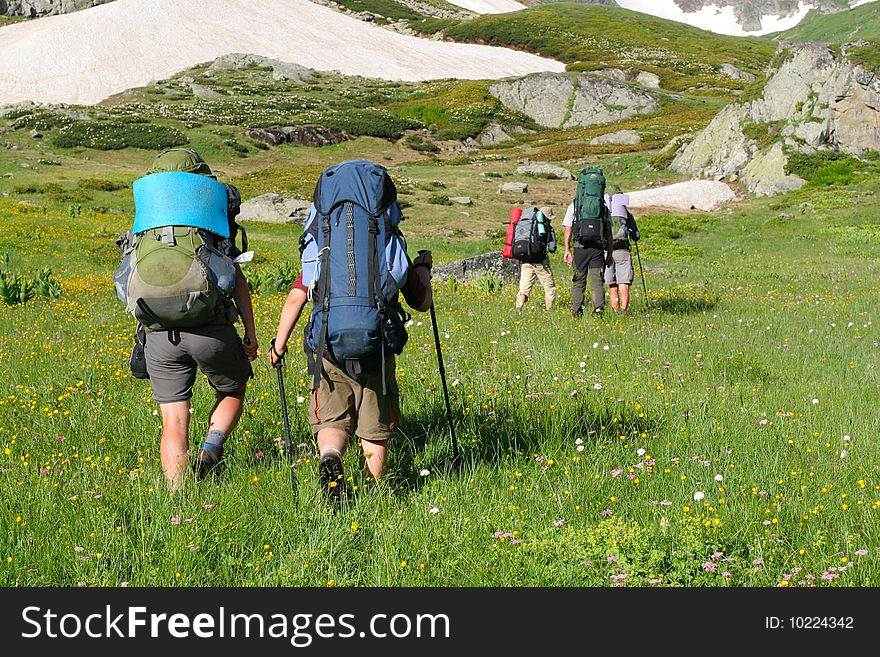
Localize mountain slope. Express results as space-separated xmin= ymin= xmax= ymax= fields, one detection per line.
xmin=0 ymin=0 xmax=564 ymax=105
xmin=776 ymin=2 xmax=880 ymax=41
xmin=439 ymin=4 xmax=775 ymax=92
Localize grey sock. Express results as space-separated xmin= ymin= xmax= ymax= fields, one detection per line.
xmin=204 ymin=429 xmax=227 ymax=448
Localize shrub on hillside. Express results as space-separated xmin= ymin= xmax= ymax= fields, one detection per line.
xmin=322 ymin=110 xmax=421 ymax=139
xmin=53 ymin=121 xmax=188 ymax=150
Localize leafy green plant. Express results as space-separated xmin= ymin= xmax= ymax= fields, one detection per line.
xmin=0 ymin=256 xmax=61 ymax=305
xmin=245 ymin=262 xmax=300 ymax=294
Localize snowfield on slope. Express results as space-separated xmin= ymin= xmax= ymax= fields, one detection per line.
xmin=0 ymin=0 xmax=562 ymax=106
xmin=627 ymin=180 xmax=736 ymax=212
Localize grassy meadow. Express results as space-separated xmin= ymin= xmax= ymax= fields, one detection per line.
xmin=2 ymin=5 xmax=880 ymax=587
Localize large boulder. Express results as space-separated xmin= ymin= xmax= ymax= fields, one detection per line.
xmin=740 ymin=143 xmax=806 ymax=196
xmin=478 ymin=123 xmax=513 ymax=146
xmin=490 ymin=72 xmax=657 ymax=129
xmin=432 ymin=251 xmax=520 ymax=283
xmin=516 ymin=163 xmax=574 ymax=179
xmin=207 ymin=53 xmax=314 ymax=84
xmin=498 ymin=182 xmax=528 ymax=194
xmin=238 ymin=193 xmax=310 ymax=224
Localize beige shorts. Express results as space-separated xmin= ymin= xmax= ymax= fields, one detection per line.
xmin=309 ymin=356 xmax=399 ymax=441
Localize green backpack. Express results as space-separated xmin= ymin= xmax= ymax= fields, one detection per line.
xmin=573 ymin=167 xmax=607 ymax=248
xmin=115 ymin=226 xmax=238 ymax=331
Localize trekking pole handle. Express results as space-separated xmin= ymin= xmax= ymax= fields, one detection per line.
xmin=270 ymin=338 xmax=286 ymax=368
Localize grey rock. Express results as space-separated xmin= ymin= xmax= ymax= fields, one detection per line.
xmin=589 ymin=129 xmax=641 ymax=145
xmin=740 ymin=143 xmax=806 ymax=196
xmin=515 ymin=163 xmax=574 ymax=179
xmin=448 ymin=196 xmax=472 ymax=205
xmin=498 ymin=182 xmax=528 ymax=194
xmin=635 ymin=72 xmax=661 ymax=89
xmin=478 ymin=123 xmax=513 ymax=146
xmin=208 ymin=53 xmax=314 ymax=83
xmin=432 ymin=251 xmax=520 ymax=284
xmin=1 ymin=1 xmax=113 ymax=17
xmin=29 ymin=129 xmax=41 ymax=139
xmin=719 ymin=63 xmax=756 ymax=82
xmin=672 ymin=41 xmax=880 ymax=194
xmin=245 ymin=126 xmax=352 ymax=148
xmin=238 ymin=193 xmax=310 ymax=224
xmin=489 ymin=72 xmax=656 ymax=129
xmin=600 ymin=68 xmax=629 ymax=82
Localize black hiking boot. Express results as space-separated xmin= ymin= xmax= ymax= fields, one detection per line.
xmin=319 ymin=453 xmax=347 ymax=508
xmin=195 ymin=443 xmax=223 ymax=479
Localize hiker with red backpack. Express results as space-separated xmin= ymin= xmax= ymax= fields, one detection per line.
xmin=504 ymin=205 xmax=558 ymax=310
xmin=285 ymin=160 xmax=433 ymax=506
xmin=563 ymin=167 xmax=613 ymax=317
xmin=114 ymin=149 xmax=258 ymax=491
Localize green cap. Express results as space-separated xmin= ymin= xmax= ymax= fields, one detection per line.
xmin=147 ymin=148 xmax=215 ymax=178
xmin=606 ymin=183 xmax=622 ymax=195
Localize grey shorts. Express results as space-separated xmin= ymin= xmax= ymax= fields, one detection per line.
xmin=144 ymin=324 xmax=253 ymax=403
xmin=605 ymin=249 xmax=634 ymax=285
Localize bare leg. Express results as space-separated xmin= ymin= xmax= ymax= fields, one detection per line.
xmin=207 ymin=386 xmax=246 ymax=434
xmin=359 ymin=438 xmax=388 ymax=481
xmin=609 ymin=285 xmax=620 ymax=312
xmin=619 ymin=283 xmax=630 ymax=311
xmin=160 ymin=401 xmax=191 ymax=491
xmin=317 ymin=427 xmax=349 ymax=457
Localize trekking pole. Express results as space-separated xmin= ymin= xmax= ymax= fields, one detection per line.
xmin=418 ymin=250 xmax=460 ymax=468
xmin=271 ymin=339 xmax=297 ymax=498
xmin=428 ymin=302 xmax=461 ymax=468
xmin=634 ymin=241 xmax=648 ymax=307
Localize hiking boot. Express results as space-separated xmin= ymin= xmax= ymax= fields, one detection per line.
xmin=195 ymin=443 xmax=223 ymax=479
xmin=319 ymin=453 xmax=347 ymax=507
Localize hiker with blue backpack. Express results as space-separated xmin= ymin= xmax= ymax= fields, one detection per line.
xmin=563 ymin=168 xmax=613 ymax=317
xmin=114 ymin=149 xmax=258 ymax=491
xmin=604 ymin=184 xmax=641 ymax=313
xmin=285 ymin=160 xmax=433 ymax=505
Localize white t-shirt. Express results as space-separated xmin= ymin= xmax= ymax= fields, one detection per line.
xmin=562 ymin=203 xmax=576 ymax=228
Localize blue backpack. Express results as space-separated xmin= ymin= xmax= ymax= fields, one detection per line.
xmin=301 ymin=160 xmax=410 ymax=391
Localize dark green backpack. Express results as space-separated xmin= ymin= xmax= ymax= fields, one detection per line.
xmin=116 ymin=226 xmax=238 ymax=331
xmin=573 ymin=167 xmax=607 ymax=248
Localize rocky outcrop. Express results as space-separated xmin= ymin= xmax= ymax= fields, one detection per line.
xmin=0 ymin=0 xmax=112 ymax=16
xmin=207 ymin=53 xmax=314 ymax=83
xmin=245 ymin=126 xmax=352 ymax=148
xmin=489 ymin=72 xmax=657 ymax=129
xmin=671 ymin=42 xmax=880 ymax=195
xmin=238 ymin=193 xmax=310 ymax=224
xmin=515 ymin=163 xmax=574 ymax=179
xmin=478 ymin=123 xmax=513 ymax=146
xmin=432 ymin=251 xmax=520 ymax=283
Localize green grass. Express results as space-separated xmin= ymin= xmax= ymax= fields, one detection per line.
xmin=438 ymin=4 xmax=775 ymax=95
xmin=776 ymin=3 xmax=880 ymax=42
xmin=3 ymin=135 xmax=880 ymax=586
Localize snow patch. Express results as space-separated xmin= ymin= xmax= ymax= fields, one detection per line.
xmin=0 ymin=0 xmax=561 ymax=105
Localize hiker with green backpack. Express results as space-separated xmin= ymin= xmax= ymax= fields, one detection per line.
xmin=563 ymin=167 xmax=613 ymax=317
xmin=114 ymin=149 xmax=258 ymax=491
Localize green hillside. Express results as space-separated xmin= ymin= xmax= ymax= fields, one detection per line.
xmin=437 ymin=3 xmax=776 ymax=93
xmin=776 ymin=2 xmax=880 ymax=42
